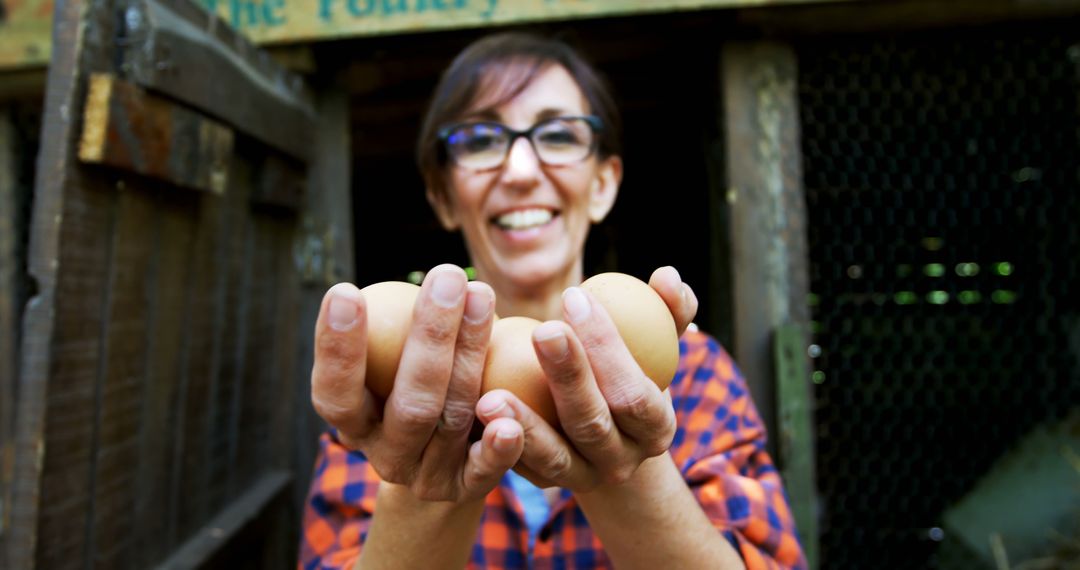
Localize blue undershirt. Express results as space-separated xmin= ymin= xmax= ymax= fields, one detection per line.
xmin=506 ymin=470 xmax=551 ymax=551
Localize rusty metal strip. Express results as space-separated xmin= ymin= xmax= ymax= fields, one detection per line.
xmin=78 ymin=72 xmax=233 ymax=194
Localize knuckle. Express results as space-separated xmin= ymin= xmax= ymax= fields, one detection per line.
xmin=642 ymin=431 xmax=673 ymax=458
xmin=315 ymin=329 xmax=361 ymax=361
xmin=439 ymin=400 xmax=476 ymax=433
xmin=542 ymin=449 xmax=574 ymax=482
xmin=419 ymin=317 xmax=458 ymax=345
xmin=391 ymin=396 xmax=443 ymax=431
xmin=609 ymin=386 xmax=656 ymax=424
xmin=568 ymin=411 xmax=615 ymax=447
xmin=310 ymin=393 xmax=354 ymax=427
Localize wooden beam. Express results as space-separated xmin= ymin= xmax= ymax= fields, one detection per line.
xmin=0 ymin=69 xmax=47 ymax=101
xmin=721 ymin=40 xmax=816 ymax=561
xmin=291 ymin=88 xmax=352 ymax=516
xmin=737 ymin=0 xmax=1080 ymax=35
xmin=118 ymin=0 xmax=316 ymax=163
xmin=0 ymin=108 xmax=15 ymax=543
xmin=153 ymin=470 xmax=291 ymax=569
xmin=774 ymin=324 xmax=819 ymax=570
xmin=78 ymin=73 xmax=234 ymax=195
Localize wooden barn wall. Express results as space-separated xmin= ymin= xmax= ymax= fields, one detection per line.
xmin=19 ymin=139 xmax=303 ymax=569
xmin=5 ymin=0 xmax=311 ymax=566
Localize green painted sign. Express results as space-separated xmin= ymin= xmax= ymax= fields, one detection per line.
xmin=0 ymin=0 xmax=849 ymax=70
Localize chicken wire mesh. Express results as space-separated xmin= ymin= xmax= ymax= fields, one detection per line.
xmin=797 ymin=22 xmax=1080 ymax=569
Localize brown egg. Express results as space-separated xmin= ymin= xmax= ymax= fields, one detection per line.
xmin=480 ymin=316 xmax=557 ymax=425
xmin=360 ymin=281 xmax=420 ymax=399
xmin=580 ymin=272 xmax=680 ymax=390
xmin=355 ymin=272 xmax=679 ymax=427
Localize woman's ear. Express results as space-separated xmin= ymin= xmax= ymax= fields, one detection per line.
xmin=426 ymin=187 xmax=459 ymax=231
xmin=588 ymin=155 xmax=622 ymax=223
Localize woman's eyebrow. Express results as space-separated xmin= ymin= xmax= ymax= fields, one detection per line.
xmin=534 ymin=107 xmax=577 ymax=121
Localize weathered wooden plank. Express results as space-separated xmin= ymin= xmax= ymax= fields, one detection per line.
xmin=0 ymin=69 xmax=48 ymax=99
xmin=721 ymin=39 xmax=816 ymax=563
xmin=85 ymin=180 xmax=161 ymax=570
xmin=35 ymin=165 xmax=117 ymax=570
xmin=204 ymin=151 xmax=253 ymax=512
xmin=233 ymin=212 xmax=277 ymax=491
xmin=737 ymin=0 xmax=1080 ymax=35
xmin=2 ymin=0 xmax=854 ymax=71
xmin=154 ymin=470 xmax=291 ymax=570
xmin=78 ymin=73 xmax=233 ymax=195
xmin=251 ymin=152 xmax=305 ymax=210
xmin=119 ymin=0 xmax=316 ymax=162
xmin=0 ymin=108 xmax=16 ymax=543
xmin=773 ymin=324 xmax=818 ymax=570
xmin=132 ymin=193 xmax=197 ymax=567
xmin=290 ymin=89 xmax=352 ymax=515
xmin=3 ymin=0 xmax=108 ymax=563
xmin=722 ymin=40 xmax=807 ymax=446
xmin=172 ymin=175 xmax=228 ymax=546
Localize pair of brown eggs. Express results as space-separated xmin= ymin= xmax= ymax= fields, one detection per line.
xmin=360 ymin=272 xmax=680 ymax=425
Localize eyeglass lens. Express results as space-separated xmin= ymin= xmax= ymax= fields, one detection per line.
xmin=445 ymin=117 xmax=596 ymax=170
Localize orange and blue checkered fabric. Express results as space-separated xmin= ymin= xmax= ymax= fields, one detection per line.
xmin=299 ymin=329 xmax=807 ymax=569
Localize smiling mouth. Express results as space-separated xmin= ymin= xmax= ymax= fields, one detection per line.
xmin=493 ymin=208 xmax=557 ymax=231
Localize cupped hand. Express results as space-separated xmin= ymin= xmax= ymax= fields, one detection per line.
xmin=475 ymin=266 xmax=698 ymax=491
xmin=310 ymin=264 xmax=524 ymax=502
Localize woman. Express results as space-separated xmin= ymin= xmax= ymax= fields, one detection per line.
xmin=300 ymin=32 xmax=806 ymax=569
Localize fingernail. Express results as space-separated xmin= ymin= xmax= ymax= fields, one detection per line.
xmin=493 ymin=427 xmax=518 ymax=451
xmin=328 ymin=291 xmax=359 ymax=331
xmin=535 ymin=323 xmax=568 ymax=361
xmin=431 ymin=271 xmax=466 ymax=308
xmin=563 ymin=287 xmax=591 ymax=323
xmin=478 ymin=397 xmax=513 ymax=419
xmin=464 ymin=285 xmax=492 ymax=324
xmin=667 ymin=266 xmax=681 ymax=283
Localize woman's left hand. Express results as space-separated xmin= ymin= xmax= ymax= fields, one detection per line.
xmin=475 ymin=266 xmax=699 ymax=491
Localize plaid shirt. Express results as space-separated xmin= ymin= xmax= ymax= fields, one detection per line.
xmin=300 ymin=330 xmax=807 ymax=569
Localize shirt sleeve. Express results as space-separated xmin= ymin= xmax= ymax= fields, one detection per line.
xmin=298 ymin=431 xmax=379 ymax=570
xmin=669 ymin=331 xmax=808 ymax=570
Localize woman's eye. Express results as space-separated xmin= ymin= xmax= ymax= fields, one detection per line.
xmin=537 ymin=128 xmax=581 ymax=146
xmin=464 ymin=134 xmax=499 ymax=151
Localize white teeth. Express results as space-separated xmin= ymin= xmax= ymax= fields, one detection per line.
xmin=495 ymin=208 xmax=553 ymax=230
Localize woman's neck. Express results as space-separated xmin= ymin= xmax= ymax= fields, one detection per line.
xmin=480 ymin=264 xmax=582 ymax=322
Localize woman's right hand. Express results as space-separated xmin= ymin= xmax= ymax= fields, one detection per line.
xmin=310 ymin=264 xmax=524 ymax=503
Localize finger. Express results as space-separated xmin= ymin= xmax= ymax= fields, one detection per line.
xmin=381 ymin=265 xmax=468 ymax=468
xmin=311 ymin=283 xmax=379 ymax=446
xmin=649 ymin=266 xmax=698 ymax=336
xmin=415 ymin=282 xmax=495 ymax=495
xmin=562 ymin=287 xmax=674 ymax=456
xmin=476 ymin=390 xmax=597 ymax=491
xmin=531 ymin=320 xmax=624 ymax=464
xmin=461 ymin=417 xmax=523 ymax=498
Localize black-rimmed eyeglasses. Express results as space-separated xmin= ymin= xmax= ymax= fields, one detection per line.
xmin=438 ymin=115 xmax=603 ymax=171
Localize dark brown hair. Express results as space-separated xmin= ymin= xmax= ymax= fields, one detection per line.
xmin=418 ymin=32 xmax=622 ymax=202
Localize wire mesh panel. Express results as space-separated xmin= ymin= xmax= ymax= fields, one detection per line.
xmin=798 ymin=23 xmax=1080 ymax=569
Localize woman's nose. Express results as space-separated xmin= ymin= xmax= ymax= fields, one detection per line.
xmin=502 ymin=136 xmax=542 ymax=184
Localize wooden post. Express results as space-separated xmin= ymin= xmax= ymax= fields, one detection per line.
xmin=0 ymin=107 xmax=15 ymax=543
xmin=290 ymin=86 xmax=354 ymax=515
xmin=721 ymin=41 xmax=818 ymax=567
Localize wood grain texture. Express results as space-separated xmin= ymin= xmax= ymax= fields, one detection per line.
xmin=119 ymin=0 xmax=316 ymax=162
xmin=10 ymin=0 xmax=313 ymax=564
xmin=78 ymin=73 xmax=233 ymax=195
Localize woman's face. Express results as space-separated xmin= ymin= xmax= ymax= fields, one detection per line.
xmin=429 ymin=64 xmax=622 ymax=292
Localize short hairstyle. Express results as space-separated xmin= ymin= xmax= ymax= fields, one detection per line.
xmin=417 ymin=31 xmax=622 ymax=203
